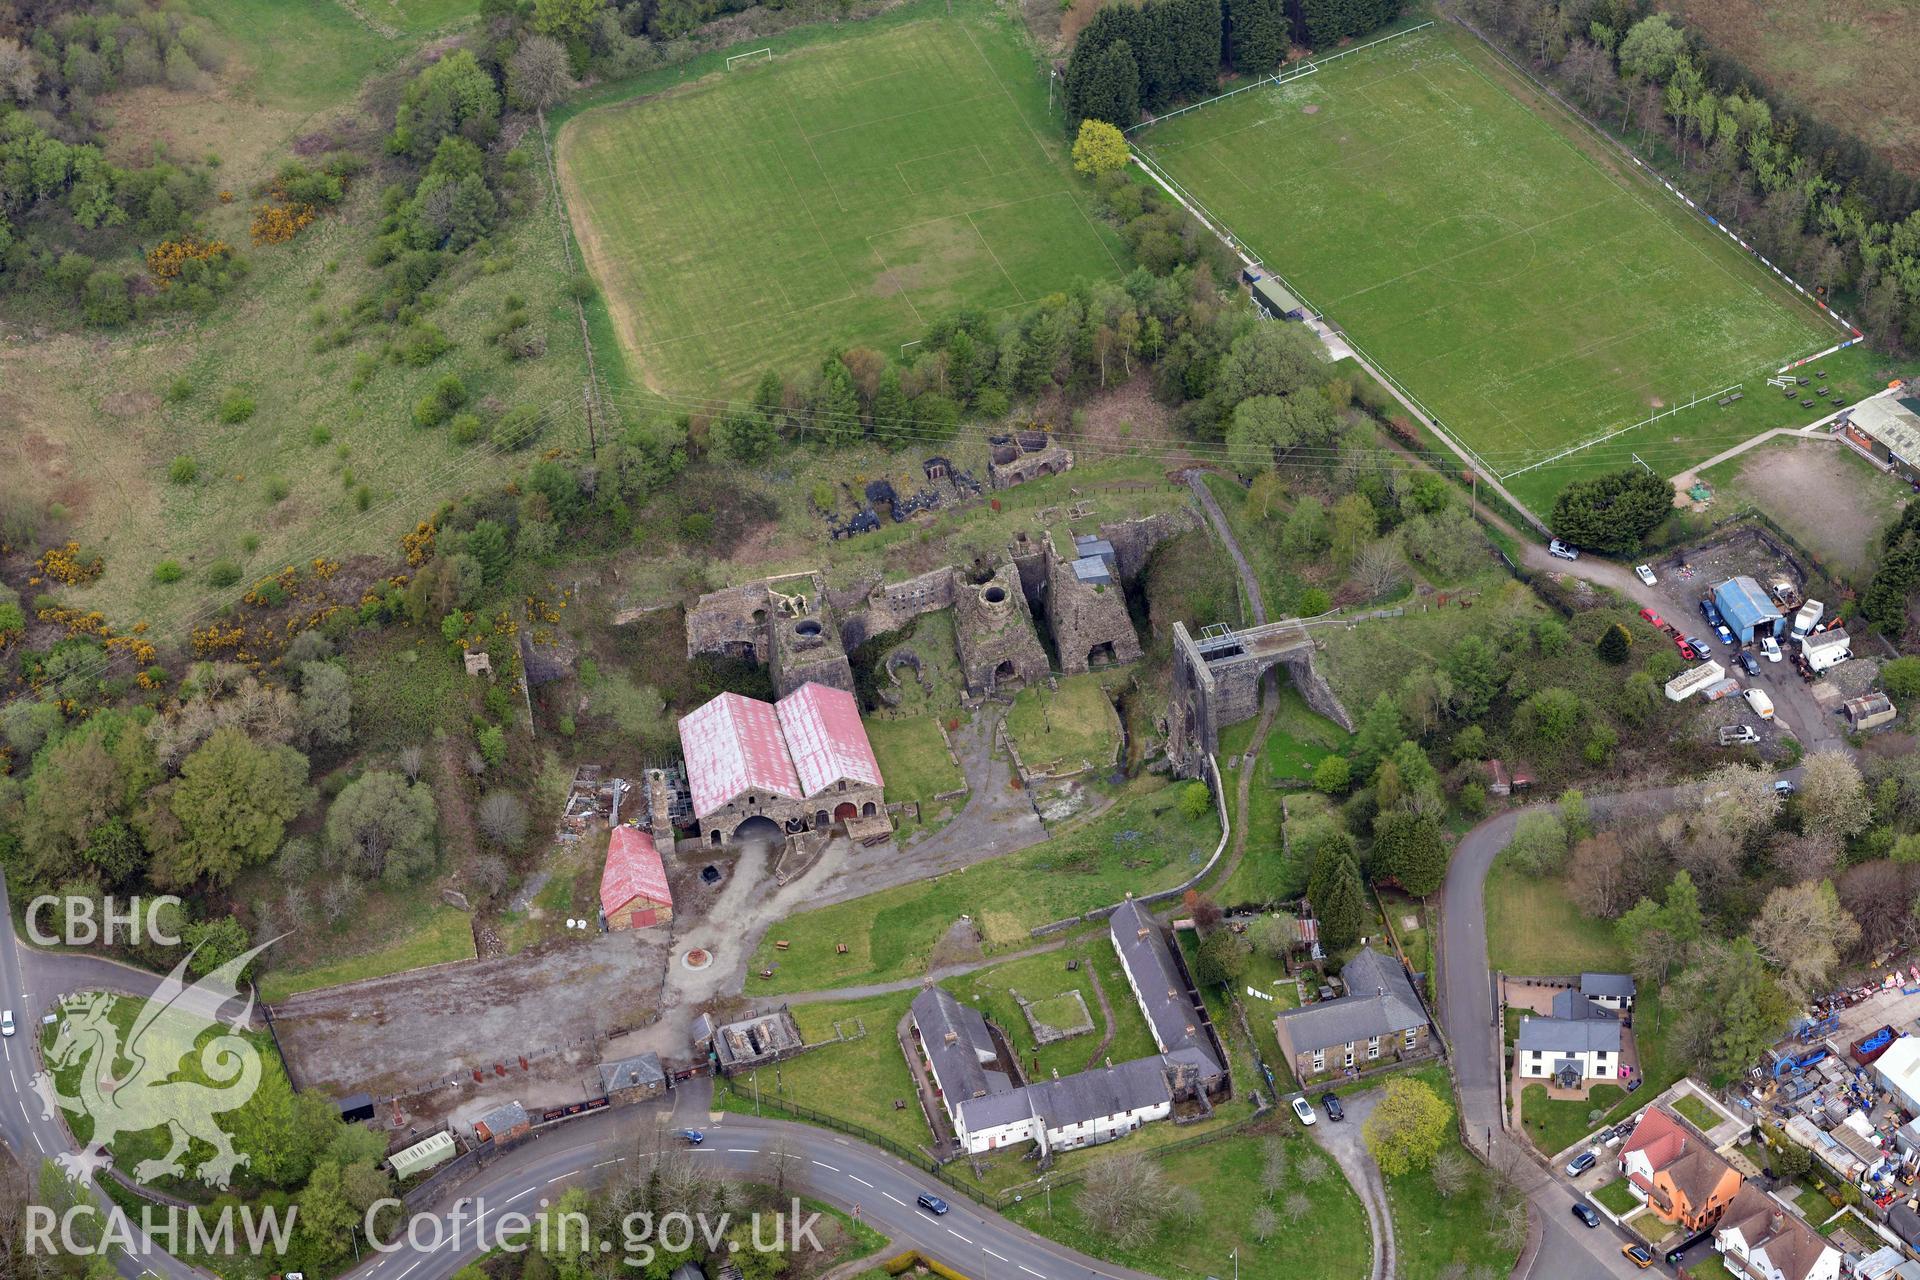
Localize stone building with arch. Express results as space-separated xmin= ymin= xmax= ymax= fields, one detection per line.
xmin=677 ymin=681 xmax=887 ymax=847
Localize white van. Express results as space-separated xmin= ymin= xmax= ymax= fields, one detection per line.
xmin=1744 ymin=688 xmax=1775 ymax=721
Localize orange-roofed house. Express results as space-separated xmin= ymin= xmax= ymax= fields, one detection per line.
xmin=1619 ymin=1107 xmax=1744 ymax=1231
xmin=601 ymin=827 xmax=673 ymax=931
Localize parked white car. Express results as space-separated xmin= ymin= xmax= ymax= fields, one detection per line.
xmin=1718 ymin=725 xmax=1760 ymax=746
xmin=1635 ymin=564 xmax=1658 ymax=585
xmin=1548 ymin=539 xmax=1579 ymax=561
xmin=1291 ymin=1096 xmax=1317 ymax=1126
xmin=1760 ymin=636 xmax=1782 ymax=662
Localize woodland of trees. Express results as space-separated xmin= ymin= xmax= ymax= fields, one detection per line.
xmin=1496 ymin=749 xmax=1920 ymax=1081
xmin=1457 ymin=0 xmax=1920 ymax=353
xmin=1064 ymin=0 xmax=1404 ymax=130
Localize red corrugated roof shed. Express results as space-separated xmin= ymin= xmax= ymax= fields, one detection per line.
xmin=601 ymin=827 xmax=672 ymax=918
xmin=678 ymin=691 xmax=803 ymax=819
xmin=776 ymin=682 xmax=884 ymax=797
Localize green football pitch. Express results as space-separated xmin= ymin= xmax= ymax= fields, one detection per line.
xmin=558 ymin=7 xmax=1123 ymax=393
xmin=1137 ymin=24 xmax=1854 ymax=507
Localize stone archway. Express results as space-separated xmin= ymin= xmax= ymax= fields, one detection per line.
xmin=731 ymin=815 xmax=783 ymax=848
xmin=834 ymin=802 xmax=858 ymax=822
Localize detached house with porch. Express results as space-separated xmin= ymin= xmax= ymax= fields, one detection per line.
xmin=1516 ymin=1014 xmax=1621 ymax=1086
xmin=1714 ymin=1183 xmax=1842 ymax=1280
xmin=1620 ymin=1107 xmax=1744 ymax=1232
xmin=1272 ymin=947 xmax=1429 ymax=1081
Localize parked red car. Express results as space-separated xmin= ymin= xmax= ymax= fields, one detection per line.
xmin=1675 ymin=635 xmax=1699 ymax=660
xmin=1640 ymin=608 xmax=1665 ymax=630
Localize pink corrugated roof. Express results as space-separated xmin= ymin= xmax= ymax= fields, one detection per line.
xmin=776 ymin=682 xmax=884 ymax=798
xmin=601 ymin=827 xmax=672 ymax=917
xmin=679 ymin=691 xmax=802 ymax=819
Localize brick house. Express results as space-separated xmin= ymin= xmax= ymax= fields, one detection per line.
xmin=1621 ymin=1107 xmax=1744 ymax=1231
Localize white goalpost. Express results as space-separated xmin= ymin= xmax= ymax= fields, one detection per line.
xmin=726 ymin=47 xmax=772 ymax=70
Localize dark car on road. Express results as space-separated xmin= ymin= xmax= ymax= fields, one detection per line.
xmin=1571 ymin=1203 xmax=1600 ymax=1228
xmin=1320 ymin=1093 xmax=1345 ymax=1122
xmin=916 ymin=1194 xmax=950 ymax=1216
xmin=1737 ymin=650 xmax=1761 ymax=676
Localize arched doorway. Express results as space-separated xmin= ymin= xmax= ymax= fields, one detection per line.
xmin=814 ymin=809 xmax=830 ymax=828
xmin=834 ymin=802 xmax=858 ymax=822
xmin=861 ymin=801 xmax=877 ymax=817
xmin=731 ymin=815 xmax=783 ymax=849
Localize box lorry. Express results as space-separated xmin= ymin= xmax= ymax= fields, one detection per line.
xmin=1745 ymin=688 xmax=1775 ymax=720
xmin=1792 ymin=599 xmax=1825 ymax=639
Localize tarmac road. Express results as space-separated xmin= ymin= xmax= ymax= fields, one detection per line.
xmin=0 ymin=858 xmax=1154 ymax=1280
xmin=1435 ymin=776 xmax=1798 ymax=1280
xmin=348 ymin=1084 xmax=1167 ymax=1280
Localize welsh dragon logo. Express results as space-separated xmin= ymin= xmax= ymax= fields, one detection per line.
xmin=32 ymin=940 xmax=278 ymax=1190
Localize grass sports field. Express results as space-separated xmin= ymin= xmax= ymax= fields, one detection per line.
xmin=1138 ymin=24 xmax=1854 ymax=507
xmin=558 ymin=4 xmax=1122 ymax=392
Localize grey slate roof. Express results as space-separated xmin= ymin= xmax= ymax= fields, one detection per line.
xmin=599 ymin=1052 xmax=666 ymax=1095
xmin=955 ymin=1088 xmax=1039 ymax=1134
xmin=1273 ymin=945 xmax=1425 ymax=1053
xmin=475 ymin=1100 xmax=529 ymax=1139
xmin=1026 ymin=1056 xmax=1173 ymax=1129
xmin=1551 ymin=990 xmax=1608 ymax=1021
xmin=1109 ymin=900 xmax=1219 ymax=1071
xmin=912 ymin=986 xmax=1015 ymax=1102
xmin=1516 ymin=1016 xmax=1621 ymax=1055
xmin=1580 ymin=973 xmax=1637 ymax=1000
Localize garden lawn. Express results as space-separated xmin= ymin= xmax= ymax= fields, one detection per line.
xmin=1005 ymin=674 xmax=1122 ymax=776
xmin=1673 ymin=1093 xmax=1719 ymax=1131
xmin=748 ymin=778 xmax=1219 ymax=991
xmin=1518 ymin=986 xmax=1680 ymax=1153
xmin=258 ymin=904 xmax=475 ymax=1002
xmin=1002 ymin=1124 xmax=1370 ymax=1280
xmin=865 ymin=716 xmax=966 ymax=803
xmin=716 ymin=991 xmax=932 ymax=1152
xmin=557 ymin=0 xmax=1121 ymax=391
xmin=1594 ymin=1177 xmax=1638 ymax=1216
xmin=1520 ymin=1082 xmax=1620 ymax=1158
xmin=944 ymin=942 xmax=1158 ymax=1083
xmin=1386 ymin=1069 xmax=1525 ymax=1280
xmin=1484 ymin=851 xmax=1626 ymax=975
xmin=1140 ymin=23 xmax=1861 ymax=511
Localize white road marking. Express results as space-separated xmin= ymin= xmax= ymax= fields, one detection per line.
xmin=594 ymin=1159 xmax=624 ymax=1169
xmin=811 ymin=1160 xmax=839 ymax=1171
xmin=506 ymin=1188 xmax=533 ymax=1204
xmin=397 ymin=1264 xmax=420 ymax=1280
xmin=849 ymin=1175 xmax=872 ymax=1188
xmin=727 ymin=1148 xmax=759 ymax=1154
xmin=1020 ymin=1267 xmax=1046 ymax=1278
xmin=984 ymin=1249 xmax=1008 ymax=1262
xmin=546 ymin=1175 xmax=569 ymax=1185
xmin=947 ymin=1228 xmax=972 ymax=1244
xmin=883 ymin=1192 xmax=907 ymax=1206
